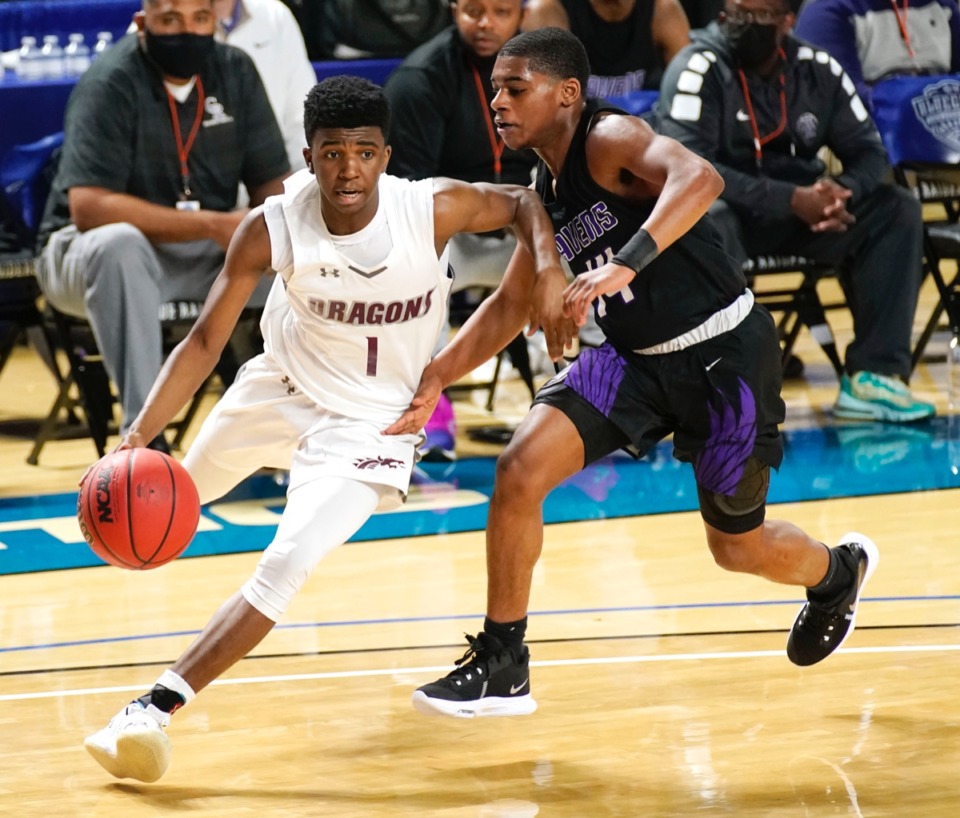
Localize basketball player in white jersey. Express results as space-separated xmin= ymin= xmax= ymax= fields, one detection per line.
xmin=83 ymin=75 xmax=567 ymax=783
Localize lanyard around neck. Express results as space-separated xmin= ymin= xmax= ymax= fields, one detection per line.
xmin=889 ymin=0 xmax=916 ymax=58
xmin=470 ymin=63 xmax=504 ymax=183
xmin=737 ymin=51 xmax=788 ymax=169
xmin=165 ymin=76 xmax=206 ymax=199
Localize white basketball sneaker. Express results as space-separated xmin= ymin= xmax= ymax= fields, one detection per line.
xmin=84 ymin=701 xmax=171 ymax=782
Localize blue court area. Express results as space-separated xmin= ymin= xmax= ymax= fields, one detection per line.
xmin=1 ymin=418 xmax=958 ymax=576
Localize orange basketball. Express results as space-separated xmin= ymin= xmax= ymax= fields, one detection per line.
xmin=77 ymin=448 xmax=200 ymax=570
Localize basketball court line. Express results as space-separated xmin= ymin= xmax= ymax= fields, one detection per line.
xmin=4 ymin=621 xmax=959 ymax=679
xmin=2 ymin=642 xmax=959 ymax=703
xmin=3 ymin=593 xmax=959 ymax=656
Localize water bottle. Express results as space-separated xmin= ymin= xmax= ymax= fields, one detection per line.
xmin=64 ymin=33 xmax=91 ymax=76
xmin=40 ymin=35 xmax=65 ymax=79
xmin=949 ymin=335 xmax=960 ymax=476
xmin=93 ymin=31 xmax=113 ymax=60
xmin=949 ymin=335 xmax=960 ymax=411
xmin=16 ymin=36 xmax=44 ymax=81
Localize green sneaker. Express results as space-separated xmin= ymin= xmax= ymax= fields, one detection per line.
xmin=833 ymin=371 xmax=935 ymax=423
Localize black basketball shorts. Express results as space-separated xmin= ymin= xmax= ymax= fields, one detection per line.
xmin=534 ymin=306 xmax=786 ymax=534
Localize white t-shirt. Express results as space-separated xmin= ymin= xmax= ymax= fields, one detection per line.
xmin=260 ymin=170 xmax=452 ymax=425
xmin=222 ymin=0 xmax=316 ymax=172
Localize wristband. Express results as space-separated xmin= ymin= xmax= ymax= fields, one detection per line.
xmin=611 ymin=228 xmax=659 ymax=274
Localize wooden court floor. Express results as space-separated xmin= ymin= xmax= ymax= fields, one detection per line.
xmin=1 ymin=279 xmax=959 ymax=817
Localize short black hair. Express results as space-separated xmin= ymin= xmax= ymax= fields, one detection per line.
xmin=303 ymin=76 xmax=391 ymax=146
xmin=498 ymin=27 xmax=591 ymax=92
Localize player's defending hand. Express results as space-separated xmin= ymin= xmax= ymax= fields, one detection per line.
xmin=529 ymin=266 xmax=576 ymax=361
xmin=383 ymin=366 xmax=444 ymax=436
xmin=563 ymin=262 xmax=637 ymax=326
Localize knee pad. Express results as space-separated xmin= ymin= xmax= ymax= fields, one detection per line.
xmin=698 ymin=455 xmax=770 ymax=534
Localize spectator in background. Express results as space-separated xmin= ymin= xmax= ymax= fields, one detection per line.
xmin=35 ymin=0 xmax=289 ymax=445
xmin=679 ymin=0 xmax=724 ymax=27
xmin=213 ymin=0 xmax=316 ymax=171
xmin=658 ymin=0 xmax=935 ymax=423
xmin=795 ymin=0 xmax=960 ymax=112
xmin=385 ymin=0 xmax=537 ymax=460
xmin=316 ymin=0 xmax=452 ymax=59
xmin=522 ymin=0 xmax=691 ymax=94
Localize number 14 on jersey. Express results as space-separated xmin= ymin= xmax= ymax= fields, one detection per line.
xmin=586 ymin=247 xmax=634 ymax=317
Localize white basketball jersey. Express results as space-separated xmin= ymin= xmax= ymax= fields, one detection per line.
xmin=260 ymin=170 xmax=452 ymax=424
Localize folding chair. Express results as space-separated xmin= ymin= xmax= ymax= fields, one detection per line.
xmin=746 ymin=254 xmax=846 ymax=378
xmin=28 ymin=301 xmax=263 ymax=465
xmin=872 ymin=75 xmax=960 ymax=371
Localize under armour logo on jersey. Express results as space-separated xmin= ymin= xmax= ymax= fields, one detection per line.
xmin=353 ymin=455 xmax=403 ymax=470
xmin=280 ymin=375 xmax=296 ymax=395
xmin=319 ymin=267 xmax=340 ymax=278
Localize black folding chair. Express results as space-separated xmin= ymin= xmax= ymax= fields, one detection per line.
xmin=746 ymin=254 xmax=846 ymax=378
xmin=872 ymin=75 xmax=960 ymax=371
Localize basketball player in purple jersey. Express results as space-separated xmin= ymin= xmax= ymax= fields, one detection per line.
xmin=389 ymin=28 xmax=879 ymax=719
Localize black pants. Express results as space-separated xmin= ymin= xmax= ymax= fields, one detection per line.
xmin=709 ymin=184 xmax=923 ymax=379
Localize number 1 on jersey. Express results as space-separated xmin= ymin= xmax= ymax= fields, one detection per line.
xmin=366 ymin=336 xmax=378 ymax=377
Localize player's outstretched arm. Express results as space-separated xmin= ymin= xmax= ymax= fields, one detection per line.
xmin=121 ymin=209 xmax=272 ymax=449
xmin=385 ymin=182 xmax=570 ymax=438
xmin=432 ymin=178 xmax=571 ymax=358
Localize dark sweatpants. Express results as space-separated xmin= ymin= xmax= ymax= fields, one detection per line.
xmin=709 ymin=184 xmax=923 ymax=379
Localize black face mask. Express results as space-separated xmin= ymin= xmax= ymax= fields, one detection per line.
xmin=722 ymin=20 xmax=779 ymax=69
xmin=144 ymin=30 xmax=215 ymax=79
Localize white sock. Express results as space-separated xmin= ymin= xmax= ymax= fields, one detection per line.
xmin=156 ymin=669 xmax=196 ymax=706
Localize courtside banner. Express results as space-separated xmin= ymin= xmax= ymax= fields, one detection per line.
xmin=873 ymin=74 xmax=960 ymax=166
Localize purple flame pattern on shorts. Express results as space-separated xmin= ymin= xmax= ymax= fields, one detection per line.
xmin=566 ymin=345 xmax=627 ymax=417
xmin=695 ymin=377 xmax=757 ymax=496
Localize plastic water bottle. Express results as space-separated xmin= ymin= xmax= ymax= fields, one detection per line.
xmin=16 ymin=36 xmax=44 ymax=81
xmin=64 ymin=33 xmax=91 ymax=76
xmin=949 ymin=335 xmax=960 ymax=476
xmin=40 ymin=35 xmax=65 ymax=79
xmin=93 ymin=31 xmax=113 ymax=60
xmin=949 ymin=335 xmax=960 ymax=411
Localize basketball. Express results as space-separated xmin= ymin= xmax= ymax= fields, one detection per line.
xmin=77 ymin=448 xmax=201 ymax=570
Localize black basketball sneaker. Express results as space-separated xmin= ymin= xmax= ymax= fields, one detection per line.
xmin=412 ymin=632 xmax=537 ymax=718
xmin=787 ymin=532 xmax=879 ymax=666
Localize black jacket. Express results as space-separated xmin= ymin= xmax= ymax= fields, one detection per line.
xmin=383 ymin=26 xmax=536 ymax=186
xmin=658 ymin=23 xmax=889 ymax=223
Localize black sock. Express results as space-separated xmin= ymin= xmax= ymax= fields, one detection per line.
xmin=807 ymin=546 xmax=856 ymax=606
xmin=484 ymin=616 xmax=527 ymax=652
xmin=137 ymin=684 xmax=185 ymax=714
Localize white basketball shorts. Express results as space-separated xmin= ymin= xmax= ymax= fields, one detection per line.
xmin=183 ymin=353 xmax=421 ymax=511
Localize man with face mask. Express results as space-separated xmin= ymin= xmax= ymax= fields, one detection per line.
xmin=35 ymin=0 xmax=290 ymax=445
xmin=658 ymin=0 xmax=935 ymax=423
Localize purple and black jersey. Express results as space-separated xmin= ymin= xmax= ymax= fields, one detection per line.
xmin=534 ymin=99 xmax=746 ymax=353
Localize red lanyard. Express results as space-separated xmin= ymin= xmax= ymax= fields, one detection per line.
xmin=737 ymin=52 xmax=787 ymax=168
xmin=470 ymin=64 xmax=504 ymax=182
xmin=165 ymin=77 xmax=206 ymax=199
xmin=890 ymin=0 xmax=916 ymax=58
